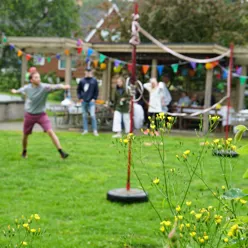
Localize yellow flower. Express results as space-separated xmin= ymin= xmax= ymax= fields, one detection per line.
xmin=148 ymin=116 xmax=151 ymax=120
xmin=153 ymin=178 xmax=160 ymax=184
xmin=174 ymin=216 xmax=178 ymax=222
xmin=216 ymin=104 xmax=222 ymax=110
xmin=167 ymin=116 xmax=174 ymax=122
xmin=123 ymin=139 xmax=129 ymax=144
xmin=150 ymin=124 xmax=156 ymax=130
xmin=227 ymin=231 xmax=233 ymax=237
xmin=208 ymin=206 xmax=213 ymax=210
xmin=30 ymin=228 xmax=36 ymax=233
xmin=170 ymin=168 xmax=175 ymax=173
xmin=195 ymin=213 xmax=202 ymax=220
xmin=34 ymin=214 xmax=40 ymax=220
xmin=38 ymin=228 xmax=41 ymax=232
xmin=204 ymin=141 xmax=209 ymax=146
xmin=227 ymin=138 xmax=232 ymax=142
xmin=23 ymin=223 xmax=29 ymax=228
xmin=21 ymin=241 xmax=28 ymax=246
xmin=204 ymin=235 xmax=209 ymax=240
xmin=160 ymin=226 xmax=165 ymax=232
xmin=223 ymin=238 xmax=229 ymax=243
xmin=179 ymin=224 xmax=184 ymax=231
xmin=163 ymin=221 xmax=171 ymax=227
xmin=231 ymin=145 xmax=237 ymax=151
xmin=199 ymin=238 xmax=205 ymax=243
xmin=178 ymin=215 xmax=183 ymax=220
xmin=186 ymin=223 xmax=191 ymax=228
xmin=176 ymin=205 xmax=181 ymax=212
xmin=240 ymin=199 xmax=247 ymax=204
xmin=210 ymin=115 xmax=220 ymax=122
xmin=213 ymin=139 xmax=220 ymax=144
xmin=214 ymin=215 xmax=223 ymax=224
xmin=119 ymin=139 xmax=123 ymax=143
xmin=190 ymin=210 xmax=195 ymax=215
xmin=222 ymin=185 xmax=226 ymax=190
xmin=190 ymin=232 xmax=196 ymax=237
xmin=183 ymin=150 xmax=190 ymax=155
xmin=186 ymin=201 xmax=192 ymax=206
xmin=230 ymin=224 xmax=239 ymax=232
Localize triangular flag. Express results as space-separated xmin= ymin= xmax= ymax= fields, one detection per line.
xmin=77 ymin=47 xmax=82 ymax=54
xmin=64 ymin=49 xmax=70 ymax=56
xmin=197 ymin=64 xmax=203 ymax=70
xmin=142 ymin=65 xmax=149 ymax=75
xmin=236 ymin=66 xmax=242 ymax=75
xmin=99 ymin=54 xmax=106 ymax=63
xmin=93 ymin=60 xmax=98 ymax=68
xmin=114 ymin=60 xmax=120 ymax=67
xmin=127 ymin=63 xmax=132 ymax=73
xmin=2 ymin=36 xmax=7 ymax=43
xmin=26 ymin=54 xmax=32 ymax=61
xmin=222 ymin=70 xmax=228 ymax=79
xmin=37 ymin=56 xmax=42 ymax=63
xmin=190 ymin=62 xmax=197 ymax=70
xmin=9 ymin=44 xmax=15 ymax=50
xmin=76 ymin=39 xmax=83 ymax=46
xmin=240 ymin=76 xmax=246 ymax=85
xmin=181 ymin=68 xmax=188 ymax=76
xmin=47 ymin=57 xmax=51 ymax=63
xmin=87 ymin=48 xmax=94 ymax=57
xmin=17 ymin=50 xmax=23 ymax=57
xmin=157 ymin=65 xmax=164 ymax=76
xmin=56 ymin=54 xmax=61 ymax=60
xmin=171 ymin=64 xmax=179 ymax=73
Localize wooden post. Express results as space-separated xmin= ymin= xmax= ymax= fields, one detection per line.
xmin=237 ymin=65 xmax=247 ymax=111
xmin=65 ymin=54 xmax=72 ymax=85
xmin=151 ymin=59 xmax=157 ymax=78
xmin=21 ymin=54 xmax=27 ymax=86
xmin=106 ymin=60 xmax=112 ymax=101
xmin=203 ymin=69 xmax=213 ymax=134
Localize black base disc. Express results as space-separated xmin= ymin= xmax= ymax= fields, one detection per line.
xmin=107 ymin=188 xmax=148 ymax=203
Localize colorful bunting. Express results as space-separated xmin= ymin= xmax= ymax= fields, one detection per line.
xmin=205 ymin=63 xmax=213 ymax=70
xmin=87 ymin=48 xmax=94 ymax=57
xmin=64 ymin=49 xmax=70 ymax=56
xmin=190 ymin=62 xmax=197 ymax=70
xmin=2 ymin=36 xmax=7 ymax=43
xmin=77 ymin=47 xmax=83 ymax=54
xmin=114 ymin=60 xmax=121 ymax=67
xmin=189 ymin=69 xmax=195 ymax=77
xmin=222 ymin=70 xmax=228 ymax=79
xmin=17 ymin=50 xmax=23 ymax=57
xmin=236 ymin=66 xmax=242 ymax=75
xmin=47 ymin=57 xmax=51 ymax=63
xmin=181 ymin=68 xmax=188 ymax=76
xmin=240 ymin=76 xmax=246 ymax=85
xmin=99 ymin=54 xmax=106 ymax=63
xmin=76 ymin=39 xmax=83 ymax=46
xmin=142 ymin=65 xmax=150 ymax=75
xmin=9 ymin=44 xmax=15 ymax=50
xmin=114 ymin=66 xmax=122 ymax=73
xmin=157 ymin=65 xmax=164 ymax=76
xmin=26 ymin=54 xmax=32 ymax=61
xmin=171 ymin=64 xmax=178 ymax=73
xmin=56 ymin=54 xmax=61 ymax=60
xmin=100 ymin=63 xmax=107 ymax=70
xmin=93 ymin=60 xmax=99 ymax=68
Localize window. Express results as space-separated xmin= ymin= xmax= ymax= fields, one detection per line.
xmin=58 ymin=57 xmax=77 ymax=71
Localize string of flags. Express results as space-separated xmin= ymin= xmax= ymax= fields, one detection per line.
xmin=1 ymin=34 xmax=247 ymax=85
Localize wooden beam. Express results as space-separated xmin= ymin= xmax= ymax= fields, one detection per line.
xmin=65 ymin=55 xmax=71 ymax=85
xmin=237 ymin=65 xmax=247 ymax=111
xmin=203 ymin=69 xmax=213 ymax=134
xmin=151 ymin=59 xmax=157 ymax=78
xmin=21 ymin=55 xmax=27 ymax=87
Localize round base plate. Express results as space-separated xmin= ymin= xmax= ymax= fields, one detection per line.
xmin=107 ymin=188 xmax=148 ymax=203
xmin=212 ymin=150 xmax=239 ymax=157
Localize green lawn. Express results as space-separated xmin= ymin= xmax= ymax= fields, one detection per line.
xmin=0 ymin=131 xmax=247 ymax=247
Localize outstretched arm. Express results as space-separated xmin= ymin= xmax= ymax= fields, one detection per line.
xmin=11 ymin=86 xmax=26 ymax=94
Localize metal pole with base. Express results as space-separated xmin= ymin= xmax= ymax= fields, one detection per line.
xmin=107 ymin=2 xmax=148 ymax=203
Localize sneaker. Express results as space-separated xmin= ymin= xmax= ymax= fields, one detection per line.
xmin=81 ymin=131 xmax=88 ymax=135
xmin=93 ymin=131 xmax=99 ymax=136
xmin=112 ymin=133 xmax=122 ymax=138
xmin=60 ymin=151 xmax=69 ymax=159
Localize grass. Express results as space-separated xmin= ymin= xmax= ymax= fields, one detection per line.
xmin=0 ymin=130 xmax=247 ymax=247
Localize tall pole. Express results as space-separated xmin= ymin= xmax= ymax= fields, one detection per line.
xmin=225 ymin=43 xmax=234 ymax=140
xmin=126 ymin=3 xmax=138 ymax=191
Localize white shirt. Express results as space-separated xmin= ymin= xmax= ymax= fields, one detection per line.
xmin=144 ymin=82 xmax=163 ymax=113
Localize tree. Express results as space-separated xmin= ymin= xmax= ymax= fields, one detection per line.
xmin=138 ymin=0 xmax=248 ymax=46
xmin=0 ymin=0 xmax=81 ymax=37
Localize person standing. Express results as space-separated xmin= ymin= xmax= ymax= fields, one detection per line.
xmin=11 ymin=72 xmax=70 ymax=159
xmin=77 ymin=68 xmax=99 ymax=136
xmin=112 ymin=77 xmax=130 ymax=138
xmin=144 ymin=78 xmax=165 ymax=135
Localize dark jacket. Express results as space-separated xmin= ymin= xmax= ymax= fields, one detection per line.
xmin=77 ymin=77 xmax=98 ymax=102
xmin=113 ymin=86 xmax=130 ymax=113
